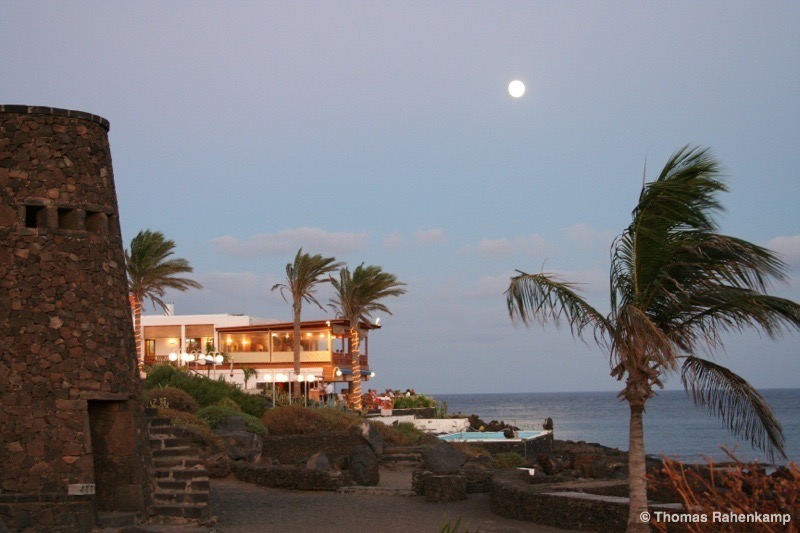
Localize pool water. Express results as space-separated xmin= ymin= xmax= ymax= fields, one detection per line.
xmin=440 ymin=430 xmax=545 ymax=442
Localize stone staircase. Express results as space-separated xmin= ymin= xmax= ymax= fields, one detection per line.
xmin=147 ymin=415 xmax=211 ymax=524
xmin=380 ymin=445 xmax=424 ymax=468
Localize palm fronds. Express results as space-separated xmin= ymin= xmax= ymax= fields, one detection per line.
xmin=126 ymin=229 xmax=202 ymax=311
xmin=681 ymin=356 xmax=786 ymax=462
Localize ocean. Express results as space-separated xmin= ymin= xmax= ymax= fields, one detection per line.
xmin=435 ymin=388 xmax=800 ymax=465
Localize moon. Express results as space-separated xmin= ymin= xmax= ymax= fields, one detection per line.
xmin=508 ymin=80 xmax=526 ymax=98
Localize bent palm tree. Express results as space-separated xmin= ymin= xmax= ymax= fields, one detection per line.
xmin=272 ymin=249 xmax=343 ymax=395
xmin=329 ymin=264 xmax=406 ymax=410
xmin=506 ymin=146 xmax=800 ymax=532
xmin=126 ymin=229 xmax=202 ymax=364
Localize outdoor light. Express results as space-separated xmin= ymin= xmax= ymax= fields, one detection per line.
xmin=334 ymin=367 xmax=342 ymax=377
xmin=214 ymin=354 xmax=223 ymax=364
xmin=168 ymin=351 xmax=178 ymax=362
xmin=276 ymin=373 xmax=288 ymax=383
xmin=370 ymin=372 xmax=375 ymax=378
xmin=306 ymin=374 xmax=316 ymax=383
xmin=296 ymin=374 xmax=305 ymax=382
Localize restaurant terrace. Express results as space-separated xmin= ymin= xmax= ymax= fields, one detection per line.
xmin=140 ymin=314 xmax=379 ymax=394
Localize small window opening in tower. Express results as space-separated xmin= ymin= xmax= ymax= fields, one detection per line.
xmin=85 ymin=211 xmax=108 ymax=235
xmin=58 ymin=208 xmax=81 ymax=230
xmin=25 ymin=205 xmax=47 ymax=229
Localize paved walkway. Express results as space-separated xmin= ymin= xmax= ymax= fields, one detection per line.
xmin=208 ymin=468 xmax=575 ymax=533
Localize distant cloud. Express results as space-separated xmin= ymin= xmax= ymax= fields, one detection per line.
xmin=160 ymin=271 xmax=281 ymax=317
xmin=764 ymin=235 xmax=800 ymax=267
xmin=212 ymin=227 xmax=369 ymax=257
xmin=383 ymin=232 xmax=403 ymax=250
xmin=415 ymin=228 xmax=446 ymax=245
xmin=475 ymin=238 xmax=514 ymax=257
xmin=463 ymin=234 xmax=550 ymax=257
xmin=566 ymin=223 xmax=615 ymax=250
xmin=462 ymin=273 xmax=512 ymax=299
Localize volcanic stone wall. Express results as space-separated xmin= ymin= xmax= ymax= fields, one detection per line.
xmin=0 ymin=106 xmax=152 ymax=531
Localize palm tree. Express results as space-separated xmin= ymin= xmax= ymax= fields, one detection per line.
xmin=329 ymin=264 xmax=406 ymax=410
xmin=272 ymin=249 xmax=343 ymax=395
xmin=506 ymin=146 xmax=800 ymax=532
xmin=126 ymin=229 xmax=202 ymax=364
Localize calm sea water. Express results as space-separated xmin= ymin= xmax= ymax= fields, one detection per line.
xmin=435 ymin=388 xmax=800 ymax=465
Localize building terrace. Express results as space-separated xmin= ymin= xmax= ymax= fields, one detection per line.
xmin=141 ymin=314 xmax=379 ymax=394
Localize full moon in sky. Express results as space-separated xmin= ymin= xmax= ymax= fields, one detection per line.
xmin=508 ymin=80 xmax=526 ymax=98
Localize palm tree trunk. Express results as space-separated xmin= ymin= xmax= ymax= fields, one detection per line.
xmin=350 ymin=326 xmax=362 ymax=410
xmin=292 ymin=299 xmax=302 ymax=397
xmin=131 ymin=296 xmax=143 ymax=364
xmin=627 ymin=398 xmax=649 ymax=532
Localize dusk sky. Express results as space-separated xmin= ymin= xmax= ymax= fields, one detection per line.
xmin=4 ymin=2 xmax=799 ymax=395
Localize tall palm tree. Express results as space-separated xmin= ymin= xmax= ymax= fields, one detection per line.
xmin=506 ymin=146 xmax=800 ymax=532
xmin=126 ymin=229 xmax=202 ymax=364
xmin=329 ymin=264 xmax=406 ymax=410
xmin=272 ymin=249 xmax=343 ymax=392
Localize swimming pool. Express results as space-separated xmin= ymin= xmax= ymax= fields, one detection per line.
xmin=440 ymin=430 xmax=546 ymax=442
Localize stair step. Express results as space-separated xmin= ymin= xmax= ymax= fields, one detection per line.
xmin=150 ymin=436 xmax=192 ymax=449
xmin=153 ymin=457 xmax=204 ymax=469
xmin=381 ymin=453 xmax=422 ymax=463
xmin=153 ymin=490 xmax=210 ymax=504
xmin=152 ymin=446 xmax=197 ymax=458
xmin=97 ymin=511 xmax=141 ymax=528
xmin=148 ymin=503 xmax=210 ymax=520
xmin=148 ymin=416 xmax=173 ymax=428
xmin=155 ymin=467 xmax=209 ymax=481
xmin=156 ymin=479 xmax=211 ymax=491
xmin=149 ymin=426 xmax=195 ymax=439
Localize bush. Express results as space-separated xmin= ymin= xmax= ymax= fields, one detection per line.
xmin=370 ymin=421 xmax=439 ymax=446
xmin=649 ymin=451 xmax=800 ymax=532
xmin=491 ymin=452 xmax=525 ymax=469
xmin=144 ymin=364 xmax=268 ymax=417
xmin=196 ymin=405 xmax=267 ymax=437
xmin=262 ymin=404 xmax=364 ymax=435
xmin=145 ymin=386 xmax=199 ymax=413
xmin=214 ymin=397 xmax=242 ymax=411
xmin=157 ymin=408 xmax=213 ymax=436
xmin=392 ymin=394 xmax=436 ymax=409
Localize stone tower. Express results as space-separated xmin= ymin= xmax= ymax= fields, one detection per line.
xmin=0 ymin=106 xmax=152 ymax=531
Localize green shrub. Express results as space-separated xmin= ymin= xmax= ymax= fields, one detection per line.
xmin=214 ymin=397 xmax=242 ymax=411
xmin=196 ymin=405 xmax=267 ymax=436
xmin=144 ymin=364 xmax=267 ymax=417
xmin=490 ymin=452 xmax=525 ymax=469
xmin=145 ymin=363 xmax=180 ymax=388
xmin=157 ymin=408 xmax=213 ymax=435
xmin=145 ymin=386 xmax=199 ymax=413
xmin=392 ymin=394 xmax=436 ymax=409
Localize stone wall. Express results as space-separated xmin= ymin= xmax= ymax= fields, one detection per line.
xmin=232 ymin=462 xmax=351 ymax=491
xmin=262 ymin=432 xmax=364 ymax=465
xmin=0 ymin=106 xmax=152 ymax=531
xmin=490 ymin=472 xmax=681 ymax=532
xmin=412 ymin=468 xmax=493 ymax=495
